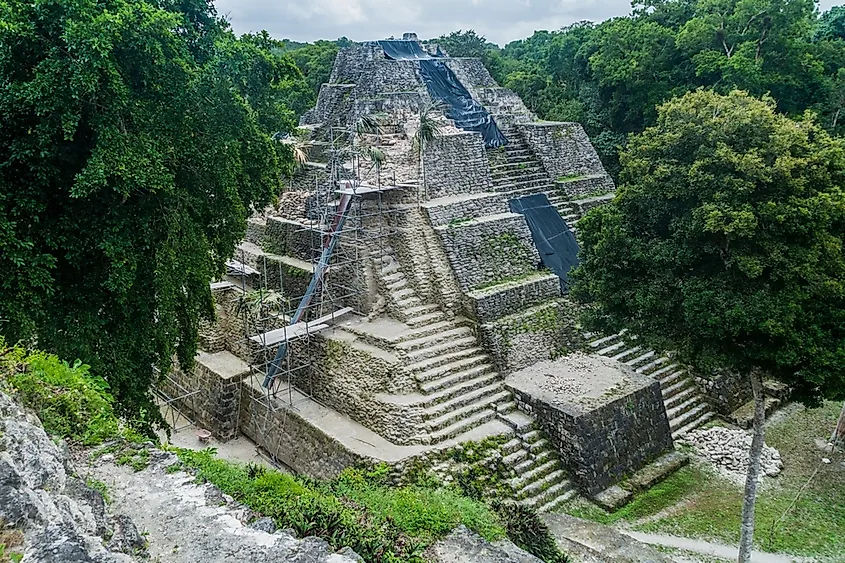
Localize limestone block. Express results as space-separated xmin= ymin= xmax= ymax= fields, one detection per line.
xmin=464 ymin=272 xmax=561 ymax=322
xmin=423 ymin=132 xmax=493 ymax=200
xmin=505 ymin=354 xmax=674 ymax=495
xmin=519 ymin=122 xmax=613 ymax=184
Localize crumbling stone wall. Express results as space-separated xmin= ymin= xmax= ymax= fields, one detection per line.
xmin=436 ymin=215 xmax=539 ymax=291
xmin=480 ymin=300 xmax=584 ymax=374
xmin=161 ymin=351 xmax=249 ymax=441
xmin=301 ymin=84 xmax=356 ymax=126
xmin=695 ymin=371 xmax=753 ymax=416
xmin=422 ymin=132 xmax=492 ymax=200
xmin=464 ymin=273 xmax=560 ymax=323
xmin=238 ymin=379 xmax=367 ymax=479
xmin=519 ymin=123 xmax=612 ymax=184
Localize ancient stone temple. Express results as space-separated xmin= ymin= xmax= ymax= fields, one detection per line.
xmin=160 ymin=36 xmax=717 ymax=511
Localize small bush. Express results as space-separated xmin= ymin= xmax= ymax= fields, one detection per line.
xmin=0 ymin=340 xmax=119 ymax=445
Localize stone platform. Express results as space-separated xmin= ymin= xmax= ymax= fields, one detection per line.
xmin=505 ymin=353 xmax=673 ymax=495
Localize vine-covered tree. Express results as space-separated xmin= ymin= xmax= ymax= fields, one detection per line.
xmin=0 ymin=0 xmax=296 ymax=429
xmin=572 ymin=90 xmax=845 ymax=561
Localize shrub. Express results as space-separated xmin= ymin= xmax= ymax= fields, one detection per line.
xmin=0 ymin=339 xmax=120 ymax=445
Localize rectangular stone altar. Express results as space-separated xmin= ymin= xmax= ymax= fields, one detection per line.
xmin=505 ymin=353 xmax=673 ymax=495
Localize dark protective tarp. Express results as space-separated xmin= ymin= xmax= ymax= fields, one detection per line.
xmin=377 ymin=41 xmax=507 ymax=148
xmin=509 ymin=193 xmax=580 ymax=291
xmin=378 ymin=40 xmax=433 ymax=60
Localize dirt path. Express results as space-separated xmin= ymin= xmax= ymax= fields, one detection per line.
xmin=622 ymin=531 xmax=810 ymax=563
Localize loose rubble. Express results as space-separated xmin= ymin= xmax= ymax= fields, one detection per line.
xmin=679 ymin=426 xmax=783 ymax=481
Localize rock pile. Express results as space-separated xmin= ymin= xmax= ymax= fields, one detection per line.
xmin=679 ymin=426 xmax=783 ymax=479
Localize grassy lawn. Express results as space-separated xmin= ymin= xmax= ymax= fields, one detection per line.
xmin=560 ymin=402 xmax=845 ymax=559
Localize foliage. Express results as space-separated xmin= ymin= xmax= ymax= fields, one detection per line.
xmin=174 ymin=448 xmax=507 ymax=562
xmin=0 ymin=0 xmax=296 ymax=427
xmin=480 ymin=0 xmax=845 ymax=177
xmin=572 ymin=90 xmax=845 ymax=405
xmin=0 ymin=338 xmax=121 ymax=445
xmin=494 ymin=502 xmax=570 ymax=563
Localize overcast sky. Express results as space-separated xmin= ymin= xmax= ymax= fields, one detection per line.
xmin=213 ymin=0 xmax=842 ymax=46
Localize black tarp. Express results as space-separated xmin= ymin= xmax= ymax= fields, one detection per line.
xmin=377 ymin=40 xmax=507 ymax=148
xmin=509 ymin=193 xmax=580 ymax=291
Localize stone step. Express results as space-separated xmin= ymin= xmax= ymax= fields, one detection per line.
xmin=394 ymin=295 xmax=422 ymax=309
xmin=489 ymin=162 xmax=544 ymax=173
xmin=535 ymin=486 xmax=578 ymax=513
xmin=498 ymin=409 xmax=534 ymax=433
xmin=661 ymin=377 xmax=694 ymax=402
xmin=650 ymin=363 xmax=681 ymax=380
xmin=403 ymin=304 xmax=441 ymax=318
xmin=500 ymin=438 xmax=524 ymax=457
xmin=423 ymin=378 xmax=504 ymax=414
xmin=589 ymin=332 xmax=624 ymax=349
xmin=597 ymin=340 xmax=627 ymax=356
xmin=414 ymin=353 xmax=491 ymax=382
xmin=496 ymin=401 xmax=517 ymax=415
xmin=502 ymin=448 xmax=529 ymax=467
xmin=672 ymin=410 xmax=714 ymax=440
xmin=405 ymin=311 xmax=446 ymax=328
xmin=398 ymin=320 xmax=460 ymax=343
xmin=404 ymin=335 xmax=480 ymax=362
xmin=663 ymin=385 xmax=697 ymax=411
xmin=666 ymin=394 xmax=702 ymax=421
xmin=429 ymin=409 xmax=496 ymax=443
xmin=392 ymin=287 xmax=416 ymax=300
xmin=636 ymin=356 xmax=669 ymax=375
xmin=625 ymin=350 xmax=656 ymax=369
xmin=381 ymin=261 xmax=400 ymax=275
xmin=511 ymin=451 xmax=556 ymax=481
xmin=659 ymin=368 xmax=688 ymax=389
xmin=528 ymin=438 xmax=549 ymax=454
xmin=520 ymin=429 xmax=542 ymax=444
xmin=515 ymin=469 xmax=568 ymax=500
xmin=383 ymin=272 xmax=404 ymax=284
xmin=396 ymin=326 xmax=474 ymax=352
xmin=421 ymin=364 xmax=496 ymax=394
xmin=669 ymin=402 xmax=710 ymax=433
xmin=386 ymin=278 xmax=409 ymax=291
xmin=611 ymin=345 xmax=642 ymax=362
xmin=425 ymin=391 xmax=511 ymax=432
xmin=405 ymin=345 xmax=485 ymax=373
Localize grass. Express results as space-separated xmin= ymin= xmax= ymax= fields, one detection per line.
xmin=0 ymin=529 xmax=24 ymax=563
xmin=174 ymin=448 xmax=506 ymax=562
xmin=564 ymin=402 xmax=845 ymax=559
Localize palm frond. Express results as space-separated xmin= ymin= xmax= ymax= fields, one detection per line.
xmin=413 ymin=101 xmax=446 ymax=154
xmin=355 ymin=114 xmax=381 ymax=136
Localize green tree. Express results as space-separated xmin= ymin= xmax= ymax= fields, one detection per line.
xmin=572 ymin=90 xmax=845 ymax=562
xmin=0 ymin=0 xmax=294 ymax=429
xmin=815 ymin=5 xmax=845 ymax=41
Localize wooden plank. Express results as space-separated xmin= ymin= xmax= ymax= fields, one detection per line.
xmin=226 ymin=259 xmax=258 ymax=276
xmin=249 ymin=308 xmax=354 ymax=347
xmin=250 ymin=323 xmax=329 ymax=346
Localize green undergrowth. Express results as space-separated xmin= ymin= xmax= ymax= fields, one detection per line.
xmin=563 ymin=404 xmax=845 ymax=559
xmin=0 ymin=338 xmax=142 ymax=446
xmin=174 ymin=448 xmax=503 ymax=562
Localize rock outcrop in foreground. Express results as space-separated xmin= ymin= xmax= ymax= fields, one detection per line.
xmin=0 ymin=390 xmax=542 ymax=562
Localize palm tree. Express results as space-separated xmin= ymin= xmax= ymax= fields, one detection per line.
xmin=412 ymin=101 xmax=446 ymax=201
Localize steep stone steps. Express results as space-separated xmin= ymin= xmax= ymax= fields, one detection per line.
xmin=425 ymin=390 xmax=511 ymax=432
xmin=588 ymin=332 xmax=715 ymax=439
xmin=404 ymin=336 xmax=480 ymax=363
xmin=395 ymin=326 xmax=475 ymax=352
xmin=405 ymin=346 xmax=487 ymax=373
xmin=414 ymin=354 xmax=492 ymax=383
xmin=420 ymin=364 xmax=496 ymax=394
xmin=423 ymin=379 xmax=505 ymax=415
xmin=429 ymin=409 xmax=497 ymax=443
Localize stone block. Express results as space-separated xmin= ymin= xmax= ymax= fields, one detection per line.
xmin=505 ymin=353 xmax=674 ymax=495
xmin=464 ymin=272 xmax=561 ymax=322
xmin=434 ymin=212 xmax=538 ymax=291
xmin=422 ymin=192 xmax=508 ymax=227
xmin=423 ymin=132 xmax=493 ymax=200
xmin=519 ymin=122 xmax=613 ymax=185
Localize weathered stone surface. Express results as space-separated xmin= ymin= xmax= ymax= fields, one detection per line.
xmin=541 ymin=514 xmax=673 ymax=563
xmin=428 ymin=526 xmax=542 ymax=563
xmin=465 ymin=273 xmax=560 ymax=323
xmin=83 ymin=442 xmax=362 ymax=563
xmin=519 ymin=122 xmax=612 ymax=185
xmin=0 ymin=391 xmax=137 ymax=563
xmin=435 ymin=213 xmax=539 ymax=291
xmin=506 ymin=354 xmax=673 ymax=495
xmin=423 ymin=132 xmax=493 ymax=200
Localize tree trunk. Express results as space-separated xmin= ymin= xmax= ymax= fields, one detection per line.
xmin=738 ymin=370 xmax=766 ymax=562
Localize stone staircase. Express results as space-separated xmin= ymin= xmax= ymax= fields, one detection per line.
xmin=588 ymin=332 xmax=714 ymax=439
xmin=487 ymin=129 xmax=556 ymax=194
xmin=498 ymin=419 xmax=578 ymax=512
xmin=372 ymin=246 xmax=514 ymax=443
